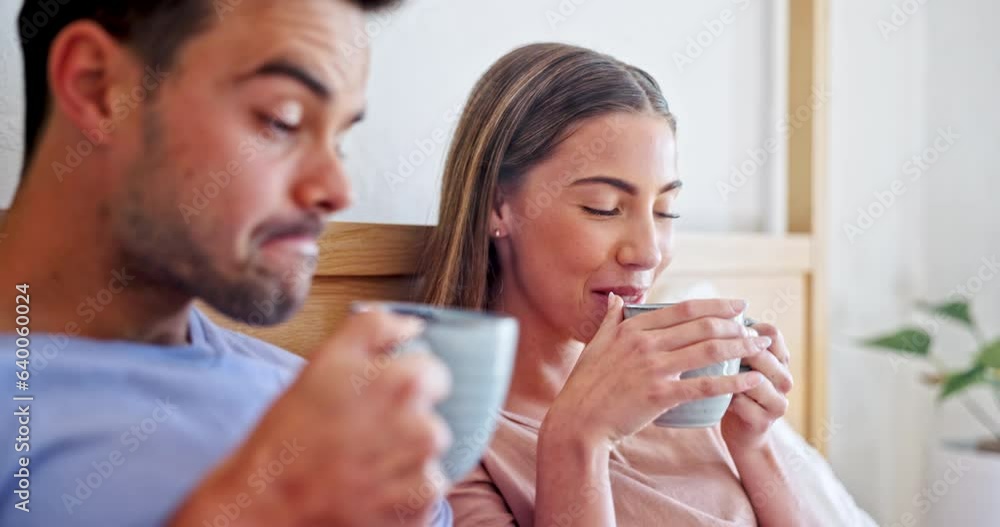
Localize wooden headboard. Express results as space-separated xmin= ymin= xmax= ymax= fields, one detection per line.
xmin=198 ymin=222 xmax=825 ymax=449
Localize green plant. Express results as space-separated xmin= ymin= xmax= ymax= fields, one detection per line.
xmin=861 ymin=300 xmax=1000 ymax=449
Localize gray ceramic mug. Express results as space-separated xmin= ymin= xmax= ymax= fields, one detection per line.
xmin=623 ymin=302 xmax=749 ymax=428
xmin=356 ymin=302 xmax=519 ymax=481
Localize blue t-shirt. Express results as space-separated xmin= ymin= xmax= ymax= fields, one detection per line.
xmin=0 ymin=307 xmax=452 ymax=526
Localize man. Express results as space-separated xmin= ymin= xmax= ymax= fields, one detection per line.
xmin=0 ymin=1 xmax=453 ymax=525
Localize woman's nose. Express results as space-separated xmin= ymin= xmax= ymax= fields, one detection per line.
xmin=616 ymin=218 xmax=663 ymax=270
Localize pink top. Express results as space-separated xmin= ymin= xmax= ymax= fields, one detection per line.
xmin=449 ymin=409 xmax=757 ymax=526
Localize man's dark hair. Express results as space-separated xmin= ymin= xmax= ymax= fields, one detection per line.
xmin=17 ymin=0 xmax=400 ymax=176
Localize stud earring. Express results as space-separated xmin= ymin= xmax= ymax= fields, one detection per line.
xmin=494 ymin=229 xmax=502 ymax=237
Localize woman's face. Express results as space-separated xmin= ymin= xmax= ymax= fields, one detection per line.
xmin=495 ymin=111 xmax=681 ymax=342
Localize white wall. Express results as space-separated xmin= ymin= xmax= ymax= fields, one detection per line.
xmin=1 ymin=0 xmax=782 ymax=231
xmin=829 ymin=0 xmax=1000 ymax=525
xmin=0 ymin=0 xmax=24 ymax=205
xmin=339 ymin=0 xmax=782 ymax=229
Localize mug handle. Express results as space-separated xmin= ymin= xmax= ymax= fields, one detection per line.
xmin=740 ymin=315 xmax=758 ymax=373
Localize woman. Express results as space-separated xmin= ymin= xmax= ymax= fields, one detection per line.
xmin=421 ymin=43 xmax=871 ymax=526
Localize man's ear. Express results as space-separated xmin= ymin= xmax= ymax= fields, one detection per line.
xmin=47 ymin=21 xmax=131 ymax=146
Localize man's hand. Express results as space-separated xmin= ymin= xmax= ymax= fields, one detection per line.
xmin=170 ymin=310 xmax=453 ymax=527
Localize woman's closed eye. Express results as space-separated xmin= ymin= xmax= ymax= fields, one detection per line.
xmin=580 ymin=206 xmax=680 ymax=220
xmin=581 ymin=205 xmax=619 ymax=217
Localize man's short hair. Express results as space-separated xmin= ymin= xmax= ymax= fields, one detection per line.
xmin=17 ymin=0 xmax=400 ymax=176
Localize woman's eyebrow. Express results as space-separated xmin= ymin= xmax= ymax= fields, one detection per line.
xmin=570 ymin=176 xmax=683 ymax=195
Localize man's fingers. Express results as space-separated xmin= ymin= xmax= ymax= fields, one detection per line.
xmin=378 ymin=461 xmax=449 ymax=522
xmin=628 ymin=298 xmax=747 ymax=331
xmin=382 ymin=353 xmax=453 ymax=407
xmin=333 ymin=310 xmax=427 ymax=358
xmin=375 ymin=410 xmax=452 ymax=480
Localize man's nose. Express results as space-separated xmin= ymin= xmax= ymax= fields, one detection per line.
xmin=292 ymin=150 xmax=352 ymax=215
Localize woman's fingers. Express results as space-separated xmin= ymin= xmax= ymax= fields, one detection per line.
xmin=653 ymin=371 xmax=764 ymax=407
xmin=627 ymin=299 xmax=747 ymax=331
xmin=726 ymin=393 xmax=774 ymax=434
xmin=659 ymin=336 xmax=771 ymax=374
xmin=741 ymin=378 xmax=790 ymax=420
xmin=741 ymin=345 xmax=793 ymax=394
xmin=642 ymin=316 xmax=749 ymax=352
xmin=749 ymin=322 xmax=790 ymax=366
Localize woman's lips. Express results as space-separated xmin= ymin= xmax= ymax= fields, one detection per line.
xmin=592 ymin=287 xmax=648 ymax=304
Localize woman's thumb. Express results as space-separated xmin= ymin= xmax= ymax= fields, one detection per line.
xmin=600 ymin=292 xmax=624 ymax=329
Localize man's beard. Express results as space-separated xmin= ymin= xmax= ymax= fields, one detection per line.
xmin=111 ymin=110 xmax=309 ymax=326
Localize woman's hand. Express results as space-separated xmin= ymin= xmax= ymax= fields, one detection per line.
xmin=542 ymin=293 xmax=769 ymax=448
xmin=719 ymin=322 xmax=815 ymax=526
xmin=720 ymin=321 xmax=794 ymax=454
xmin=534 ymin=294 xmax=769 ymax=527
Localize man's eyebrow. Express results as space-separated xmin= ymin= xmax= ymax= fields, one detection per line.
xmin=239 ymin=59 xmax=332 ymax=100
xmin=571 ymin=176 xmax=683 ymax=195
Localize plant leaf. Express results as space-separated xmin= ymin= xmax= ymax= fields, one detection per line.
xmin=918 ymin=300 xmax=974 ymax=327
xmin=862 ymin=328 xmax=931 ymax=356
xmin=977 ymin=339 xmax=1000 ymax=368
xmin=939 ymin=364 xmax=987 ymax=400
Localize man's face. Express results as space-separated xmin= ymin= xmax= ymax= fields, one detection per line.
xmin=110 ymin=0 xmax=370 ymax=325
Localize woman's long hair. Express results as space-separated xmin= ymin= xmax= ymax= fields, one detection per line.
xmin=418 ymin=43 xmax=676 ymax=310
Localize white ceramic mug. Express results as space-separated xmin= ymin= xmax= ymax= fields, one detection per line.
xmin=623 ymin=302 xmax=748 ymax=428
xmin=358 ymin=302 xmax=519 ymax=481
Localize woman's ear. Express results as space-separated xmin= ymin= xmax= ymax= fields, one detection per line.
xmin=490 ymin=189 xmax=512 ymax=238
